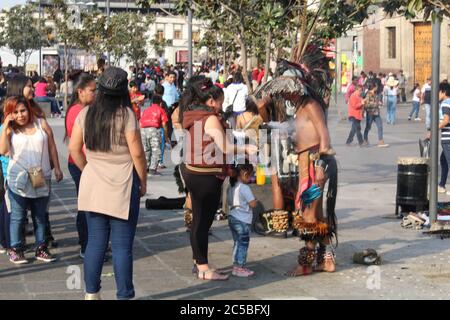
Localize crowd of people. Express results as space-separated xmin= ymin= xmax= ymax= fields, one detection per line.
xmin=0 ymin=52 xmax=273 ymax=299
xmin=344 ymin=70 xmax=447 ymax=148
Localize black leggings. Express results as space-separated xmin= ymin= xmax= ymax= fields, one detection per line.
xmin=181 ymin=165 xmax=223 ymax=265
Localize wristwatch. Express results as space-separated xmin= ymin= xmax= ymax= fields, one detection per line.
xmin=314 ymin=159 xmax=328 ymax=172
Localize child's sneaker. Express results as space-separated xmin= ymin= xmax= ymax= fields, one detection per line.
xmin=232 ymin=266 xmax=255 ymax=277
xmin=35 ymin=245 xmax=56 ymax=262
xmin=8 ymin=248 xmax=28 ymax=264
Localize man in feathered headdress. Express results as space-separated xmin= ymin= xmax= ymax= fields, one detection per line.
xmin=254 ymin=44 xmax=338 ymax=276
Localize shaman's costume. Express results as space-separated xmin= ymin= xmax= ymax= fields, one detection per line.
xmin=254 ymin=44 xmax=338 ymax=274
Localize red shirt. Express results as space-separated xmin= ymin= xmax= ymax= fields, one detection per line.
xmin=35 ymin=82 xmax=47 ymax=97
xmin=257 ymin=69 xmax=265 ymax=84
xmin=252 ymin=69 xmax=260 ymax=81
xmin=348 ymin=91 xmax=363 ymax=120
xmin=140 ymin=103 xmax=168 ymax=128
xmin=65 ymin=104 xmax=83 ymax=164
xmin=130 ymin=92 xmax=144 ymax=120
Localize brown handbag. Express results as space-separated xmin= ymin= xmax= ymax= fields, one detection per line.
xmin=27 ymin=167 xmax=46 ymax=188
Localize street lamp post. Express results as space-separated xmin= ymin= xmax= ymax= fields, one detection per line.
xmin=187 ymin=6 xmax=193 ymax=78
xmin=39 ymin=0 xmax=42 ymax=76
xmin=429 ymin=9 xmax=442 ymax=227
xmin=107 ymin=0 xmax=110 ymax=65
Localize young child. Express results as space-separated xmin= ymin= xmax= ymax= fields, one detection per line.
xmin=140 ymin=94 xmax=169 ymax=175
xmin=129 ymin=80 xmax=145 ymax=121
xmin=227 ymin=164 xmax=257 ymax=277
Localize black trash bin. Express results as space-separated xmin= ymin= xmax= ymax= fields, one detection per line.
xmin=396 ymin=157 xmax=429 ymax=216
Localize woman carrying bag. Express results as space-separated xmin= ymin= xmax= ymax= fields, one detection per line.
xmin=0 ymin=96 xmax=63 ymax=264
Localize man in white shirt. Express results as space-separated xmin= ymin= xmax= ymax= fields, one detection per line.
xmin=223 ymin=72 xmax=248 ymax=129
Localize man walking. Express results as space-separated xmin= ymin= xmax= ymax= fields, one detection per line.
xmin=346 ymin=85 xmax=365 ymax=146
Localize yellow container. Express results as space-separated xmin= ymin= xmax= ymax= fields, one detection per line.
xmin=256 ymin=165 xmax=266 ymax=185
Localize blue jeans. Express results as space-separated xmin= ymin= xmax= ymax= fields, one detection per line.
xmin=9 ymin=189 xmax=49 ymax=250
xmin=387 ymin=96 xmax=397 ymax=124
xmin=363 ymin=114 xmax=383 ymax=142
xmin=0 ymin=193 xmax=10 ymax=249
xmin=346 ymin=117 xmax=363 ymax=145
xmin=159 ymin=128 xmax=165 ymax=164
xmin=34 ymin=96 xmax=61 ymax=114
xmin=84 ymin=171 xmax=140 ymax=300
xmin=440 ymin=145 xmax=450 ymax=187
xmin=68 ymin=163 xmax=88 ymax=252
xmin=228 ymin=215 xmax=251 ymax=267
xmin=409 ymin=101 xmax=420 ymax=119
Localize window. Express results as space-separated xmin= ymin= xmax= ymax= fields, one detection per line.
xmin=193 ymin=31 xmax=200 ymax=43
xmin=387 ymin=27 xmax=396 ymax=59
xmin=157 ymin=30 xmax=165 ymax=41
xmin=174 ymin=30 xmax=182 ymax=40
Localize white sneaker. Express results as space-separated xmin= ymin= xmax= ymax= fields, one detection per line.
xmin=414 ymin=117 xmax=422 ymax=121
xmin=438 ymin=186 xmax=446 ymax=193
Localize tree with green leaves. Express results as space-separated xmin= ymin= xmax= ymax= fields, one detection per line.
xmin=0 ymin=4 xmax=46 ymax=68
xmin=47 ymin=0 xmax=86 ymax=108
xmin=381 ymin=0 xmax=450 ymax=19
xmin=104 ymin=12 xmax=153 ymax=68
xmin=77 ymin=11 xmax=108 ymax=59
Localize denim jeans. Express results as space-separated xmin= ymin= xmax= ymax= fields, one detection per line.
xmin=84 ymin=171 xmax=140 ymax=300
xmin=440 ymin=146 xmax=450 ymax=188
xmin=409 ymin=101 xmax=420 ymax=119
xmin=346 ymin=117 xmax=364 ymax=145
xmin=34 ymin=96 xmax=61 ymax=114
xmin=68 ymin=163 xmax=88 ymax=252
xmin=9 ymin=189 xmax=49 ymax=250
xmin=0 ymin=193 xmax=10 ymax=249
xmin=424 ymin=104 xmax=431 ymax=130
xmin=386 ymin=96 xmax=397 ymax=124
xmin=228 ymin=215 xmax=251 ymax=267
xmin=363 ymin=114 xmax=383 ymax=142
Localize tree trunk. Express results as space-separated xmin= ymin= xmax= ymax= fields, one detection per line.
xmin=64 ymin=43 xmax=69 ymax=110
xmin=222 ymin=45 xmax=227 ymax=79
xmin=263 ymin=29 xmax=272 ymax=84
xmin=236 ymin=35 xmax=252 ymax=94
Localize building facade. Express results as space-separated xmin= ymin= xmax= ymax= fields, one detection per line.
xmin=337 ymin=8 xmax=450 ymax=93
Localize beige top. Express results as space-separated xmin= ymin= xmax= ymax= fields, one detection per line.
xmin=76 ymin=107 xmax=138 ymax=220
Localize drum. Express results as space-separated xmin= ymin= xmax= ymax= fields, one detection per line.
xmin=396 ymin=157 xmax=429 ymax=215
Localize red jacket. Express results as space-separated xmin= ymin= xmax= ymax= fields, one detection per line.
xmin=140 ymin=103 xmax=168 ymax=128
xmin=348 ymin=91 xmax=363 ymax=120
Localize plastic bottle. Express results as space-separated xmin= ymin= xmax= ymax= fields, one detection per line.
xmin=256 ymin=164 xmax=266 ymax=185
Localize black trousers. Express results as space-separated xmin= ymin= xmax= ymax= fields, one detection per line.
xmin=181 ymin=164 xmax=223 ymax=265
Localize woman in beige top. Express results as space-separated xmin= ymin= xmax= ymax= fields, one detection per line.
xmin=69 ymin=67 xmax=147 ymax=300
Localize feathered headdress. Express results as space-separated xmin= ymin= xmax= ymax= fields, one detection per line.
xmin=254 ymin=44 xmax=333 ymax=112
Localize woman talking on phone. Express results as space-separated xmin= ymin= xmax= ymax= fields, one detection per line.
xmin=0 ymin=96 xmax=63 ymax=264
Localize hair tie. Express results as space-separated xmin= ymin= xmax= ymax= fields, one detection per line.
xmin=200 ymin=85 xmax=208 ymax=90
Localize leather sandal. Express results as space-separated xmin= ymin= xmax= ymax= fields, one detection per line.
xmin=197 ymin=269 xmax=229 ymax=281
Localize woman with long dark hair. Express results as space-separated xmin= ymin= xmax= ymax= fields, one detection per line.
xmin=69 ymin=67 xmax=147 ymax=300
xmin=180 ymin=77 xmax=256 ymax=281
xmin=65 ymin=73 xmax=96 ymax=258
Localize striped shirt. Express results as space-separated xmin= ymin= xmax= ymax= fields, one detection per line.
xmin=441 ymin=98 xmax=450 ymax=144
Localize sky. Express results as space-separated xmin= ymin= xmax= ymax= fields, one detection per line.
xmin=1 ymin=0 xmax=28 ymax=10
